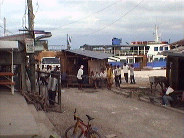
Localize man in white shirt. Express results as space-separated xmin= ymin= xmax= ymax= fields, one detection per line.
xmin=123 ymin=63 xmax=129 ymax=83
xmin=100 ymin=69 xmax=107 ymax=88
xmin=77 ymin=65 xmax=84 ymax=90
xmin=162 ymin=86 xmax=174 ymax=106
xmin=48 ymin=71 xmax=58 ymax=105
xmin=40 ymin=65 xmax=47 ymax=85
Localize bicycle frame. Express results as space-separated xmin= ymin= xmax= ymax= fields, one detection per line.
xmin=73 ymin=110 xmax=92 ymax=137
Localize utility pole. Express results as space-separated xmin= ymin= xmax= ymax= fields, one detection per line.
xmin=27 ymin=0 xmax=36 ymax=92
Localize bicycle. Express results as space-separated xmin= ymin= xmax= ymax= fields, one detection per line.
xmin=65 ymin=109 xmax=101 ymax=138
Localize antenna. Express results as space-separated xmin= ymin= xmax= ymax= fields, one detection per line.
xmin=154 ymin=25 xmax=161 ymax=43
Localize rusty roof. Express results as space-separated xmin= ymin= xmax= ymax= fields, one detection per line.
xmin=63 ymin=49 xmax=112 ymax=59
xmin=162 ymin=46 xmax=184 ymax=57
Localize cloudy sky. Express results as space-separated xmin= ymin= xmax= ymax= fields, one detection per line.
xmin=0 ymin=0 xmax=184 ymax=49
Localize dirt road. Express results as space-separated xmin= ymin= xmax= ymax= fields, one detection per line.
xmin=47 ymin=88 xmax=184 ymax=138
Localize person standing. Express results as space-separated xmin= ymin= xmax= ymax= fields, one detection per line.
xmin=116 ymin=65 xmax=121 ymax=85
xmin=114 ymin=66 xmax=120 ymax=87
xmin=123 ymin=63 xmax=129 ymax=83
xmin=77 ymin=65 xmax=84 ymax=90
xmin=100 ymin=69 xmax=107 ymax=88
xmin=48 ymin=72 xmax=58 ymax=106
xmin=40 ymin=65 xmax=47 ymax=85
xmin=129 ymin=64 xmax=136 ymax=84
xmin=106 ymin=64 xmax=113 ymax=90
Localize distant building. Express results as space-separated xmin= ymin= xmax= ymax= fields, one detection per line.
xmin=112 ymin=38 xmax=122 ymax=45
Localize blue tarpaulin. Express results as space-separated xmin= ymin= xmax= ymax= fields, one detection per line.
xmin=147 ymin=61 xmax=166 ymax=68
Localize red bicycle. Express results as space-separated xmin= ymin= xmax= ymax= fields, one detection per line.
xmin=65 ymin=109 xmax=101 ymax=138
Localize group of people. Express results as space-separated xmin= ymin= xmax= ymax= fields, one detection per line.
xmin=76 ymin=63 xmax=136 ymax=90
xmin=36 ymin=65 xmax=60 ymax=106
xmin=106 ymin=63 xmax=136 ymax=90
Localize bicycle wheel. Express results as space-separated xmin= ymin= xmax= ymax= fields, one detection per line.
xmin=87 ymin=130 xmax=101 ymax=138
xmin=65 ymin=125 xmax=83 ymax=138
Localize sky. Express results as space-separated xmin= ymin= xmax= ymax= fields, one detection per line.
xmin=0 ymin=0 xmax=184 ymax=49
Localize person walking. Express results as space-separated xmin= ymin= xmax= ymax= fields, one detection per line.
xmin=129 ymin=64 xmax=136 ymax=84
xmin=123 ymin=63 xmax=129 ymax=83
xmin=114 ymin=66 xmax=120 ymax=87
xmin=77 ymin=65 xmax=84 ymax=90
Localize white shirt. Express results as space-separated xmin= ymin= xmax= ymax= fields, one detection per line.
xmin=116 ymin=68 xmax=121 ymax=76
xmin=166 ymin=86 xmax=174 ymax=95
xmin=41 ymin=68 xmax=47 ymax=77
xmin=129 ymin=67 xmax=134 ymax=76
xmin=77 ymin=68 xmax=83 ymax=79
xmin=100 ymin=72 xmax=107 ymax=78
xmin=123 ymin=65 xmax=129 ymax=73
xmin=48 ymin=77 xmax=58 ymax=91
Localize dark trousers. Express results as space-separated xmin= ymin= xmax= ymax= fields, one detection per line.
xmin=124 ymin=73 xmax=128 ymax=83
xmin=118 ymin=75 xmax=121 ymax=84
xmin=100 ymin=78 xmax=107 ymax=88
xmin=130 ymin=75 xmax=135 ymax=84
xmin=48 ymin=90 xmax=56 ymax=105
xmin=115 ymin=76 xmax=120 ymax=87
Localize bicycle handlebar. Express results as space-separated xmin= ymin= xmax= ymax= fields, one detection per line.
xmin=73 ymin=108 xmax=83 ymax=122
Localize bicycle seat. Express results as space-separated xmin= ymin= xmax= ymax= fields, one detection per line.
xmin=86 ymin=115 xmax=94 ymax=121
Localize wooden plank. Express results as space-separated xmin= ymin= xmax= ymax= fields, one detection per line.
xmin=0 ymin=81 xmax=15 ymax=85
xmin=0 ymin=72 xmax=14 ymax=76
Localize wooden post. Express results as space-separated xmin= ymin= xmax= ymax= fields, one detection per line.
xmin=57 ymin=74 xmax=61 ymax=111
xmin=27 ymin=0 xmax=36 ymax=92
xmin=11 ymin=48 xmax=14 ymax=95
xmin=21 ymin=59 xmax=27 ymax=92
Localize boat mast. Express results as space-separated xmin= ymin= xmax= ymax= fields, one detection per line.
xmin=154 ymin=25 xmax=161 ymax=43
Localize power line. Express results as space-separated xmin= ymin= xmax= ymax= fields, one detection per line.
xmin=0 ymin=25 xmax=14 ymax=35
xmin=57 ymin=0 xmax=120 ymax=29
xmin=87 ymin=0 xmax=145 ymax=35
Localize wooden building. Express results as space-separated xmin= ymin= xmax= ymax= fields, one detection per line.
xmin=0 ymin=34 xmax=33 ymax=92
xmin=163 ymin=44 xmax=184 ymax=90
xmin=58 ymin=49 xmax=112 ymax=85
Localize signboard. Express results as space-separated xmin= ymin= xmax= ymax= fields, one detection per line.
xmin=25 ymin=38 xmax=34 ymax=53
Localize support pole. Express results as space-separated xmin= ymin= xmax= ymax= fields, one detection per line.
xmin=11 ymin=48 xmax=14 ymax=95
xmin=27 ymin=0 xmax=36 ymax=92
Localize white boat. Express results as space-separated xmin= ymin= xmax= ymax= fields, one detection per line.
xmin=108 ymin=25 xmax=170 ymax=69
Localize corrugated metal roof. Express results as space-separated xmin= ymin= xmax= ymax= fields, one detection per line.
xmin=0 ymin=41 xmax=18 ymax=49
xmin=63 ymin=49 xmax=112 ymax=59
xmin=162 ymin=46 xmax=184 ymax=57
xmin=170 ymin=39 xmax=184 ymax=46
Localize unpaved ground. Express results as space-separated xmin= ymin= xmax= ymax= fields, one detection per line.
xmin=46 ymin=69 xmax=184 ymax=138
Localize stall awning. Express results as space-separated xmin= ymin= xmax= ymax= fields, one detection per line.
xmin=0 ymin=41 xmax=18 ymax=50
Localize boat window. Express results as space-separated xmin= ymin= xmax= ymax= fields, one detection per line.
xmin=129 ymin=59 xmax=134 ymax=64
xmin=154 ymin=58 xmax=159 ymax=61
xmin=42 ymin=58 xmax=60 ymax=64
xmin=160 ymin=47 xmax=163 ymax=51
xmin=154 ymin=47 xmax=158 ymax=51
xmin=165 ymin=47 xmax=168 ymax=51
xmin=120 ymin=59 xmax=126 ymax=63
xmin=159 ymin=58 xmax=164 ymax=61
